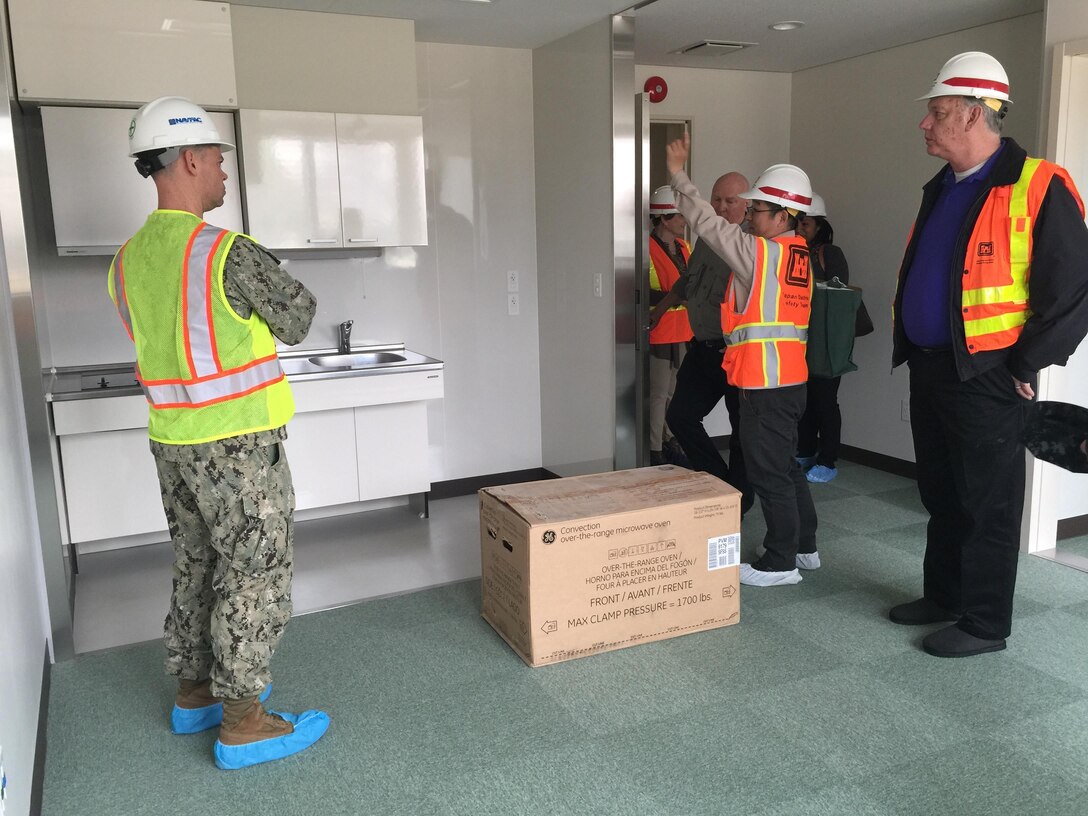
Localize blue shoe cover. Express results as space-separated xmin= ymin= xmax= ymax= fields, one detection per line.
xmin=795 ymin=455 xmax=816 ymax=471
xmin=214 ymin=709 xmax=330 ymax=770
xmin=806 ymin=465 xmax=838 ymax=483
xmin=171 ymin=683 xmax=272 ymax=735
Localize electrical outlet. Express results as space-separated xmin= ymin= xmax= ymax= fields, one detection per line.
xmin=593 ymin=273 xmax=603 ymax=298
xmin=901 ymin=399 xmax=911 ymax=422
xmin=507 ymin=294 xmax=520 ymax=316
xmin=507 ymin=270 xmax=519 ymax=292
xmin=1 ymin=743 xmax=6 ymax=815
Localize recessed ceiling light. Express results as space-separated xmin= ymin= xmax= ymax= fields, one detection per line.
xmin=769 ymin=21 xmax=804 ymax=31
xmin=455 ymin=0 xmax=494 ymax=4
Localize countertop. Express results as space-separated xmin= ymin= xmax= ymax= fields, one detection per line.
xmin=44 ymin=344 xmax=444 ymax=402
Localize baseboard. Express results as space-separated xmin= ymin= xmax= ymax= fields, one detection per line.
xmin=837 ymin=444 xmax=917 ymax=479
xmin=1057 ymin=514 xmax=1088 ymax=541
xmin=429 ymin=468 xmax=556 ymax=500
xmin=710 ymin=436 xmax=918 ymax=481
xmin=31 ymin=641 xmax=51 ymax=816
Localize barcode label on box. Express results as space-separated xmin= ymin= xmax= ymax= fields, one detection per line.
xmin=707 ymin=534 xmax=740 ymax=570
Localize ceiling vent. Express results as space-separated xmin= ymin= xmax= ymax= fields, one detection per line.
xmin=674 ymin=40 xmax=755 ymax=57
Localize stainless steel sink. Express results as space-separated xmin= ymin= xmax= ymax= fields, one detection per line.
xmin=307 ymin=351 xmax=408 ymax=368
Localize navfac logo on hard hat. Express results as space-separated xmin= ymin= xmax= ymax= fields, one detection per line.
xmin=168 ymin=116 xmax=203 ymax=125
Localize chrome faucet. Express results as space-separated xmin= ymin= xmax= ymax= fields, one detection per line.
xmin=338 ymin=320 xmax=353 ymax=354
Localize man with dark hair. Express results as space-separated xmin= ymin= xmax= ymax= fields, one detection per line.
xmin=110 ymin=96 xmax=329 ymax=767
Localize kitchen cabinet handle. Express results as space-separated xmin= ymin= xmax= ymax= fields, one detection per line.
xmin=348 ymin=237 xmax=378 ymax=243
xmin=307 ymin=238 xmax=338 ymax=244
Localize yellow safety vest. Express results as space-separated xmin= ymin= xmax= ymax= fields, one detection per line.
xmin=108 ymin=210 xmax=294 ymax=444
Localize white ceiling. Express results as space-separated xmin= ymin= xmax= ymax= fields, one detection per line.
xmin=224 ymin=0 xmax=1044 ymax=73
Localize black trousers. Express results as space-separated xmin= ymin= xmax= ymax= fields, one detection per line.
xmin=666 ymin=341 xmax=752 ymax=510
xmin=741 ymin=385 xmax=818 ymax=572
xmin=908 ymin=349 xmax=1028 ymax=640
xmin=798 ymin=376 xmax=842 ymax=467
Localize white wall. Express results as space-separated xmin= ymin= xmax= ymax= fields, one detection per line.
xmin=791 ymin=14 xmax=1043 ymax=462
xmin=0 ymin=160 xmax=50 ymax=816
xmin=635 ymin=64 xmax=791 ymax=436
xmin=30 ymin=40 xmax=542 ymax=484
xmin=1043 ymin=1 xmax=1088 ymax=520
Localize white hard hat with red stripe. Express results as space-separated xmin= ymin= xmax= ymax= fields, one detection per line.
xmin=740 ymin=164 xmax=812 ymax=215
xmin=917 ymin=51 xmax=1012 ymax=103
xmin=650 ymin=185 xmax=679 ymax=216
xmin=806 ymin=193 xmax=827 ymax=218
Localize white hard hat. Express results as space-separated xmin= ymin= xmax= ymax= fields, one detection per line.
xmin=650 ymin=185 xmax=679 ymax=216
xmin=917 ymin=51 xmax=1012 ymax=104
xmin=128 ymin=96 xmax=234 ymax=176
xmin=741 ymin=164 xmax=812 ymax=214
xmin=806 ymin=193 xmax=827 ymax=218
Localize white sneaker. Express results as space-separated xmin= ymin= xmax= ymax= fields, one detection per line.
xmin=796 ymin=552 xmax=821 ymax=570
xmin=739 ymin=564 xmax=803 ymax=587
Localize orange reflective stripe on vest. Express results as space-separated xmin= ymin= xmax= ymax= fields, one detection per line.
xmin=648 ymin=238 xmax=693 ymax=344
xmin=962 ymin=158 xmax=1086 ymax=353
xmin=721 ymin=235 xmax=811 ymax=389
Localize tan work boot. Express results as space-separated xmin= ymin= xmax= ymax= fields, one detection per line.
xmin=176 ymin=678 xmax=218 ymax=709
xmin=218 ymin=698 xmax=294 ymax=746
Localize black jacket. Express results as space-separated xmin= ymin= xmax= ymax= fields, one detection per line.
xmin=892 ymin=138 xmax=1088 ymax=384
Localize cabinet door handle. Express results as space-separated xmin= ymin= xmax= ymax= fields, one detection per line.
xmin=307 ymin=238 xmax=337 ymax=244
xmin=348 ymin=237 xmax=378 ymax=243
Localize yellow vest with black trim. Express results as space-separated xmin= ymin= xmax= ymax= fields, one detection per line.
xmin=721 ymin=234 xmax=811 ymax=389
xmin=962 ymin=158 xmax=1086 ymax=353
xmin=107 ymin=210 xmax=294 ymax=445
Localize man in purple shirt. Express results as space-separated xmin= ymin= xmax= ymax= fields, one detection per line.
xmin=890 ymin=53 xmax=1088 ymax=657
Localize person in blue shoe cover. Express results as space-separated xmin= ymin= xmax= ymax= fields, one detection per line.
xmin=796 ymin=193 xmax=850 ymax=484
xmin=108 ymin=96 xmax=329 ymax=768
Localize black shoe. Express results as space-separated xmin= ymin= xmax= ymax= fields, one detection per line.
xmin=649 ymin=450 xmax=666 ymax=466
xmin=922 ymin=624 xmax=1006 ymax=658
xmin=888 ymin=597 xmax=958 ymax=625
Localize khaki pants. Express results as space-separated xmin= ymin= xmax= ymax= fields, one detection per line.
xmin=649 ymin=343 xmax=686 ymax=450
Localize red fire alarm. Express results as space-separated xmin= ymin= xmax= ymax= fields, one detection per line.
xmin=644 ymin=75 xmax=668 ymax=103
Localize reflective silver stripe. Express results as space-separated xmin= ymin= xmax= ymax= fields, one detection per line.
xmin=143 ymin=357 xmax=284 ymax=407
xmin=765 ymin=341 xmax=779 ymax=386
xmin=761 ymin=239 xmax=782 ymax=321
xmin=727 ymin=325 xmax=808 ymax=343
xmin=185 ymin=224 xmax=226 ymax=378
xmin=111 ymin=249 xmax=134 ymax=337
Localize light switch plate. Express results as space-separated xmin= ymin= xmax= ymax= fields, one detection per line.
xmin=507 ymin=270 xmax=519 ymax=292
xmin=508 ymin=294 xmax=520 ymax=316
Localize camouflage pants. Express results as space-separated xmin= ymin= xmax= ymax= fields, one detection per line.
xmin=154 ymin=440 xmax=295 ymax=700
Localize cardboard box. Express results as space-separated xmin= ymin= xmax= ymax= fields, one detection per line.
xmin=480 ymin=466 xmax=741 ymax=667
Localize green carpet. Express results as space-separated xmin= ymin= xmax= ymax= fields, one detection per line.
xmin=41 ymin=463 xmax=1088 ymax=815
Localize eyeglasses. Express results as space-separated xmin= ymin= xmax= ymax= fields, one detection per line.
xmin=746 ymin=206 xmax=777 ymax=216
xmin=663 ymin=212 xmax=683 ymax=220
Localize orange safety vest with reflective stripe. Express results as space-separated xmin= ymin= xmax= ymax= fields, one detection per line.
xmin=961 ymin=158 xmax=1086 ymax=354
xmin=721 ymin=234 xmax=811 ymax=389
xmin=648 ymin=237 xmax=693 ymax=344
xmin=108 ymin=210 xmax=294 ymax=445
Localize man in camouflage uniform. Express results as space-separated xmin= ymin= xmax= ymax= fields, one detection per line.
xmin=109 ymin=97 xmax=329 ymax=769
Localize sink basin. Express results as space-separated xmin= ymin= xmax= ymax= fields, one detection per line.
xmin=308 ymin=351 xmax=408 ymax=368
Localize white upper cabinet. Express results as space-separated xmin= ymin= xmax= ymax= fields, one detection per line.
xmin=238 ymin=109 xmax=343 ymax=249
xmin=41 ymin=107 xmax=244 ymax=255
xmin=336 ymin=114 xmax=428 ymax=248
xmin=9 ymin=0 xmax=237 ymax=107
xmin=239 ymin=110 xmax=428 ymax=250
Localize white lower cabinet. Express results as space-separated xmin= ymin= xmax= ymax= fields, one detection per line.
xmin=284 ymin=408 xmax=359 ymax=511
xmin=53 ymin=368 xmax=443 ymax=549
xmin=59 ymin=428 xmax=165 ymax=543
xmin=356 ymin=401 xmax=429 ymax=500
